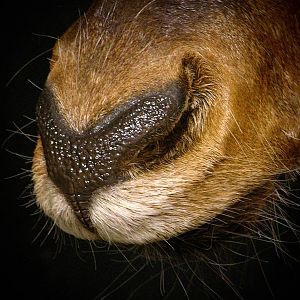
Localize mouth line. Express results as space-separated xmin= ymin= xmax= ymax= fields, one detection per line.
xmin=66 ymin=193 xmax=95 ymax=232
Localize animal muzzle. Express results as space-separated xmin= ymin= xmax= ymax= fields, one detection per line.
xmin=36 ymin=83 xmax=186 ymax=230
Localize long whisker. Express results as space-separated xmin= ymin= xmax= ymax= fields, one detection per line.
xmin=6 ymin=48 xmax=53 ymax=86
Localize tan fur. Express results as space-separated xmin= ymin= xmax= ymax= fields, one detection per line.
xmin=32 ymin=0 xmax=300 ymax=245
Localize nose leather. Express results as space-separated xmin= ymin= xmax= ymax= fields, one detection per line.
xmin=36 ymin=83 xmax=186 ymax=230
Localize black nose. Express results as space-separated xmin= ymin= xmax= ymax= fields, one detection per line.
xmin=36 ymin=83 xmax=186 ymax=230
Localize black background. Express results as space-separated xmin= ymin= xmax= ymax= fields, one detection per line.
xmin=3 ymin=1 xmax=300 ymax=299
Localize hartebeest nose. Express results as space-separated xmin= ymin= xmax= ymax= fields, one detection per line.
xmin=36 ymin=83 xmax=186 ymax=230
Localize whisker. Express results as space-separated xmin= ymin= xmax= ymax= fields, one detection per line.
xmin=32 ymin=32 xmax=59 ymax=40
xmin=88 ymin=240 xmax=98 ymax=271
xmin=5 ymin=148 xmax=33 ymax=161
xmin=6 ymin=129 xmax=37 ymax=139
xmin=6 ymin=48 xmax=52 ymax=86
xmin=32 ymin=216 xmax=51 ymax=244
xmin=40 ymin=221 xmax=57 ymax=246
xmin=169 ymin=258 xmax=190 ymax=300
xmin=2 ymin=118 xmax=36 ymax=148
xmin=27 ymin=79 xmax=43 ymax=91
xmin=93 ymin=262 xmax=145 ymax=300
xmin=4 ymin=168 xmax=32 ymax=180
xmin=23 ymin=115 xmax=37 ymax=122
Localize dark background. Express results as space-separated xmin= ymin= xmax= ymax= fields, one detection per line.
xmin=3 ymin=1 xmax=300 ymax=299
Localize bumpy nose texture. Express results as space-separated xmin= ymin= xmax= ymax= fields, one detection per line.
xmin=36 ymin=83 xmax=186 ymax=230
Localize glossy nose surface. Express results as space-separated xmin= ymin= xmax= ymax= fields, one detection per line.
xmin=36 ymin=83 xmax=186 ymax=230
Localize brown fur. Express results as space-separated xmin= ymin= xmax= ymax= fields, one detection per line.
xmin=32 ymin=0 xmax=300 ymax=252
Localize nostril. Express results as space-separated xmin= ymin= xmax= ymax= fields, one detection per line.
xmin=36 ymin=82 xmax=186 ymax=228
